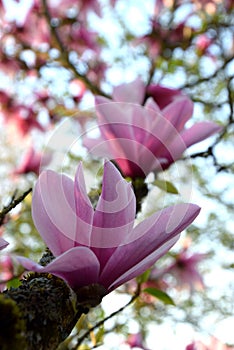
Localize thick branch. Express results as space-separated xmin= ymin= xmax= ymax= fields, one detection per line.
xmin=1 ymin=272 xmax=105 ymax=350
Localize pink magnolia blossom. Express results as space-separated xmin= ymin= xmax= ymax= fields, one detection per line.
xmin=76 ymin=0 xmax=102 ymax=18
xmin=3 ymin=104 xmax=45 ymax=137
xmin=0 ymin=54 xmax=22 ymax=76
xmin=225 ymin=0 xmax=234 ymax=11
xmin=14 ymin=13 xmax=50 ymax=49
xmin=49 ymin=0 xmax=102 ymax=18
xmin=83 ymin=78 xmax=222 ymax=178
xmin=164 ymin=249 xmax=207 ymax=291
xmin=195 ymin=34 xmax=215 ymax=60
xmin=126 ymin=332 xmax=148 ymax=350
xmin=133 ymin=15 xmax=194 ymax=58
xmin=147 ymin=83 xmax=185 ymax=109
xmin=13 ymin=147 xmax=51 ymax=176
xmin=196 ymin=34 xmax=213 ymax=53
xmin=59 ymin=24 xmax=100 ymax=54
xmin=87 ymin=60 xmax=108 ymax=85
xmin=17 ymin=161 xmax=200 ymax=295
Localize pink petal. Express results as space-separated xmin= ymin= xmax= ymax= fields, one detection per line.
xmin=42 ymin=247 xmax=100 ymax=290
xmin=144 ymin=97 xmax=161 ymax=114
xmin=93 ymin=161 xmax=135 ymax=231
xmin=15 ymin=256 xmax=44 ymax=272
xmin=91 ymin=161 xmax=136 ymax=268
xmin=83 ymin=136 xmax=116 ymax=159
xmin=91 ymin=101 xmax=172 ymax=176
xmin=100 ymin=203 xmax=200 ymax=291
xmin=95 ymin=98 xmax=161 ymax=144
xmin=108 ymin=235 xmax=179 ymax=292
xmin=147 ymin=84 xmax=183 ymax=109
xmin=112 ymin=78 xmax=145 ymax=104
xmin=95 ymin=97 xmax=140 ymax=141
xmin=32 ymin=170 xmax=77 ymax=256
xmin=0 ymin=237 xmax=8 ymax=250
xmin=162 ymin=96 xmax=193 ymax=131
xmin=143 ymin=109 xmax=187 ymax=165
xmin=181 ymin=121 xmax=222 ymax=148
xmin=74 ymin=163 xmax=94 ymax=246
xmin=158 ymin=121 xmax=222 ymax=166
xmin=17 ymin=247 xmax=100 ymax=291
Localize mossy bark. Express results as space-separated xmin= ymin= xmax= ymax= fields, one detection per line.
xmin=1 ymin=273 xmax=105 ymax=350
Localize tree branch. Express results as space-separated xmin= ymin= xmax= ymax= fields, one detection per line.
xmin=181 ymin=56 xmax=234 ymax=89
xmin=0 ymin=188 xmax=32 ymax=226
xmin=73 ymin=290 xmax=140 ymax=349
xmin=41 ymin=0 xmax=109 ymax=97
xmin=1 ymin=272 xmax=106 ymax=350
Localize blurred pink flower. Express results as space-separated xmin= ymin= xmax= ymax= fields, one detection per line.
xmin=14 ymin=13 xmax=50 ymax=48
xmin=2 ymin=104 xmax=45 ymax=137
xmin=196 ymin=34 xmax=213 ymax=53
xmin=83 ymin=78 xmax=222 ymax=178
xmin=125 ymin=267 xmax=168 ymax=304
xmin=16 ymin=161 xmax=200 ymax=294
xmin=147 ymin=83 xmax=185 ymax=109
xmin=49 ymin=0 xmax=102 ymax=18
xmin=126 ymin=332 xmax=148 ymax=350
xmin=59 ymin=24 xmax=100 ymax=54
xmin=0 ymin=54 xmax=22 ymax=76
xmin=186 ymin=337 xmax=234 ymax=350
xmin=164 ymin=249 xmax=207 ymax=291
xmin=225 ymin=0 xmax=234 ymax=11
xmin=0 ymin=255 xmax=14 ymax=292
xmin=76 ymin=0 xmax=102 ymax=17
xmin=13 ymin=147 xmax=51 ymax=176
xmin=133 ymin=15 xmax=194 ymax=58
xmin=87 ymin=60 xmax=108 ymax=85
xmin=195 ymin=34 xmax=215 ymax=60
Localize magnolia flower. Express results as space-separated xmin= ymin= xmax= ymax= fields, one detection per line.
xmin=83 ymin=78 xmax=222 ymax=178
xmin=13 ymin=146 xmax=51 ymax=176
xmin=125 ymin=332 xmax=148 ymax=350
xmin=17 ymin=161 xmax=200 ymax=296
xmin=3 ymin=104 xmax=45 ymax=138
xmin=147 ymin=83 xmax=185 ymax=109
xmin=164 ymin=249 xmax=207 ymax=291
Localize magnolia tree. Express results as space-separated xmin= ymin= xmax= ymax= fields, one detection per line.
xmin=0 ymin=0 xmax=233 ymax=349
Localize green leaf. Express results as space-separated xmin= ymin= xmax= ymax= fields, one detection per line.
xmin=136 ymin=269 xmax=151 ymax=284
xmin=95 ymin=325 xmax=105 ymax=345
xmin=153 ymin=179 xmax=179 ymax=194
xmin=6 ymin=277 xmax=22 ymax=289
xmin=143 ymin=288 xmax=175 ymax=305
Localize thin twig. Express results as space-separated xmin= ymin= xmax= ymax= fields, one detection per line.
xmin=41 ymin=0 xmax=109 ymax=97
xmin=0 ymin=188 xmax=32 ymax=226
xmin=181 ymin=56 xmax=234 ymax=89
xmin=73 ymin=291 xmax=140 ymax=349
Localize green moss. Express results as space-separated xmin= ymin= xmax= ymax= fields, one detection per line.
xmin=0 ymin=294 xmax=27 ymax=350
